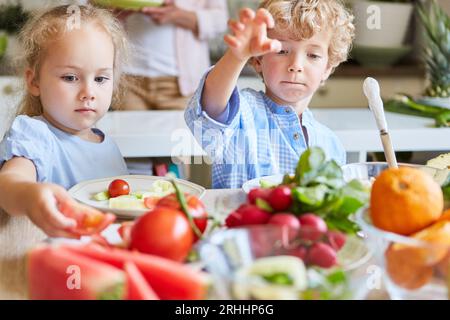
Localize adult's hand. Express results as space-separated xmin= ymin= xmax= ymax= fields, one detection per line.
xmin=141 ymin=1 xmax=198 ymax=33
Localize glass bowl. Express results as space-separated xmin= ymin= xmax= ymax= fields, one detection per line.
xmin=196 ymin=225 xmax=372 ymax=300
xmin=356 ymin=207 xmax=450 ymax=300
xmin=341 ymin=162 xmax=448 ymax=187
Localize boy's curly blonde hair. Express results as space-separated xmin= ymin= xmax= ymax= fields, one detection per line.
xmin=16 ymin=4 xmax=129 ymax=116
xmin=259 ymin=0 xmax=355 ymax=68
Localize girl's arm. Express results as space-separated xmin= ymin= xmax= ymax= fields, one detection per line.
xmin=201 ymin=8 xmax=281 ymax=120
xmin=0 ymin=157 xmax=78 ymax=238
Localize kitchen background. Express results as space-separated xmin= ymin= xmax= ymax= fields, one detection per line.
xmin=0 ymin=0 xmax=449 ymax=187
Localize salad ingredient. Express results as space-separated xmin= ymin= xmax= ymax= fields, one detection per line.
xmin=232 ymin=256 xmax=308 ymax=300
xmin=109 ymin=195 xmax=146 ymax=210
xmin=289 ymin=147 xmax=369 ymax=234
xmin=108 ymin=179 xmax=130 ymax=198
xmin=93 ymin=191 xmax=109 ymax=201
xmin=326 ymin=231 xmax=347 ymax=251
xmin=157 ymin=193 xmax=208 ymax=241
xmin=225 ymin=204 xmax=271 ymax=227
xmin=306 ymin=243 xmax=337 ymax=269
xmin=268 ymin=213 xmax=301 ymax=234
xmin=58 ymin=200 xmax=115 ymax=236
xmin=65 ymin=244 xmax=208 ymax=300
xmin=28 ymin=245 xmax=125 ymax=300
xmin=248 ymin=187 xmax=271 ymax=204
xmin=129 ymin=207 xmax=194 ymax=262
xmin=267 ymin=186 xmax=293 ymax=211
xmin=298 ymin=214 xmax=328 ymax=241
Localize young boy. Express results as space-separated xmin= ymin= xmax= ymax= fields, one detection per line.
xmin=185 ymin=0 xmax=355 ymax=189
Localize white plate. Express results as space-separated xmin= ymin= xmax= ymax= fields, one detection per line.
xmin=68 ymin=175 xmax=205 ymax=218
xmin=241 ymin=174 xmax=285 ymax=193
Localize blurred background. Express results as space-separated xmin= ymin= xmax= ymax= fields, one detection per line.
xmin=0 ymin=0 xmax=449 ymax=188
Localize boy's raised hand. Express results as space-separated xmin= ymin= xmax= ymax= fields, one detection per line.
xmin=225 ymin=8 xmax=282 ymax=61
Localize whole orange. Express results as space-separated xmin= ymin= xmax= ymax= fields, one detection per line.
xmin=370 ymin=167 xmax=443 ymax=235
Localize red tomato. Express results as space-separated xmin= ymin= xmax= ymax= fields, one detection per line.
xmin=59 ymin=200 xmax=116 ymax=236
xmin=267 ymin=186 xmax=293 ymax=212
xmin=108 ymin=179 xmax=130 ymax=198
xmin=248 ymin=188 xmax=271 ymax=204
xmin=156 ymin=193 xmax=208 ymax=241
xmin=130 ymin=207 xmax=194 ymax=262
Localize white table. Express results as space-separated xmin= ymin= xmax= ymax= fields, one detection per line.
xmin=97 ymin=110 xmax=450 ymax=163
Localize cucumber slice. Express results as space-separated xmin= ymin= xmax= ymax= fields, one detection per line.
xmin=232 ymin=256 xmax=308 ymax=300
xmin=92 ymin=191 xmax=109 ymax=201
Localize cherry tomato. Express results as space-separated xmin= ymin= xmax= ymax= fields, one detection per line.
xmin=248 ymin=188 xmax=271 ymax=204
xmin=307 ymin=242 xmax=337 ymax=268
xmin=108 ymin=179 xmax=130 ymax=198
xmin=298 ymin=213 xmax=328 ymax=241
xmin=156 ymin=193 xmax=208 ymax=241
xmin=130 ymin=207 xmax=194 ymax=262
xmin=267 ymin=186 xmax=292 ymax=212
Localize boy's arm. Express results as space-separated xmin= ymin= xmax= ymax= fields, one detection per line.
xmin=201 ymin=50 xmax=248 ymax=119
xmin=200 ymin=8 xmax=282 ymax=120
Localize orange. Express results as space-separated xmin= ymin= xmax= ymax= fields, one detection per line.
xmin=438 ymin=209 xmax=450 ymax=222
xmin=370 ymin=167 xmax=443 ymax=235
xmin=385 ymin=245 xmax=433 ymax=290
xmin=388 ymin=220 xmax=450 ymax=267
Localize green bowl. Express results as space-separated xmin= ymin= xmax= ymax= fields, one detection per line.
xmin=351 ymin=45 xmax=412 ymax=68
xmin=93 ymin=0 xmax=164 ymax=10
xmin=0 ymin=34 xmax=7 ymax=59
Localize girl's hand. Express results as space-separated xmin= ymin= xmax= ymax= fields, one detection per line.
xmin=25 ymin=183 xmax=80 ymax=239
xmin=224 ymin=8 xmax=282 ymax=61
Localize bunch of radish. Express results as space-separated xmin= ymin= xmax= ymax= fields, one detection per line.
xmin=225 ymin=186 xmax=347 ymax=269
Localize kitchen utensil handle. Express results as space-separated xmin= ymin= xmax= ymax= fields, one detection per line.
xmin=381 ymin=132 xmax=398 ymax=168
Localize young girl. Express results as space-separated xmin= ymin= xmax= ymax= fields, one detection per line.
xmin=185 ymin=0 xmax=355 ymax=189
xmin=0 ymin=5 xmax=129 ymax=238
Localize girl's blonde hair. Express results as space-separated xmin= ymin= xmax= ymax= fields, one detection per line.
xmin=16 ymin=4 xmax=129 ymax=116
xmin=259 ymin=0 xmax=355 ymax=68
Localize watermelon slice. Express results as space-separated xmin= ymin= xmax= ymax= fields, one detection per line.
xmin=28 ymin=246 xmax=126 ymax=300
xmin=64 ymin=244 xmax=207 ymax=300
xmin=124 ymin=261 xmax=159 ymax=300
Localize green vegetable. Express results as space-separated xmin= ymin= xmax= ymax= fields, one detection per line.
xmin=255 ymin=198 xmax=273 ymax=212
xmin=384 ymin=94 xmax=450 ymax=127
xmin=291 ymin=147 xmax=369 ymax=234
xmin=262 ymin=272 xmax=294 ymax=286
xmin=92 ymin=191 xmax=109 ymax=201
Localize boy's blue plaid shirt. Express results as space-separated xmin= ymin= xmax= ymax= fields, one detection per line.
xmin=185 ymin=72 xmax=346 ymax=189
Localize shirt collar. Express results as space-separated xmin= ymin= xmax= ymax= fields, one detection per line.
xmin=261 ymin=91 xmax=315 ymax=126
